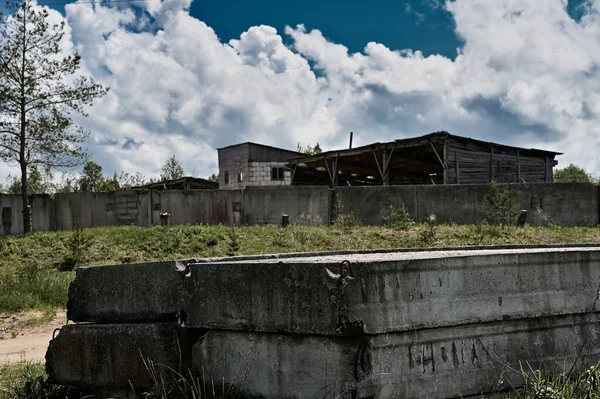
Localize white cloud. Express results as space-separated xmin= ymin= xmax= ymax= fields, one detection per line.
xmin=2 ymin=0 xmax=600 ymax=187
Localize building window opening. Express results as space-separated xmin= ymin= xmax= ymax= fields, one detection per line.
xmin=237 ymin=169 xmax=243 ymax=182
xmin=224 ymin=171 xmax=229 ymax=184
xmin=271 ymin=167 xmax=285 ymax=181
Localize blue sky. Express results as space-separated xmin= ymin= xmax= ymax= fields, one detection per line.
xmin=192 ymin=0 xmax=462 ymax=58
xmin=1 ymin=0 xmax=599 ymax=183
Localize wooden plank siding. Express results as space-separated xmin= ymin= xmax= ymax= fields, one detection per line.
xmin=445 ymin=137 xmax=555 ymax=184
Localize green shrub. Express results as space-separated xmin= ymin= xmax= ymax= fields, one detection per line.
xmin=58 ymin=224 xmax=93 ymax=271
xmin=332 ymin=197 xmax=360 ymax=228
xmin=227 ymin=226 xmax=240 ymax=256
xmin=418 ymin=213 xmax=438 ymax=246
xmin=480 ymin=180 xmax=519 ymax=228
xmin=383 ymin=203 xmax=414 ymax=230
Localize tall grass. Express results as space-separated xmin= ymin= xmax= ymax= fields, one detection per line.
xmin=505 ymin=361 xmax=600 ymax=399
xmin=0 ymin=362 xmax=79 ymax=399
xmin=1 ymin=223 xmax=600 ymax=314
xmin=0 ymin=262 xmax=73 ymax=314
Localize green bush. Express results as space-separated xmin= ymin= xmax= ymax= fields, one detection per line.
xmin=417 ymin=213 xmax=438 ymax=246
xmin=383 ymin=203 xmax=414 ymax=230
xmin=480 ymin=180 xmax=519 ymax=227
xmin=58 ymin=224 xmax=93 ymax=271
xmin=332 ymin=197 xmax=360 ymax=228
xmin=227 ymin=226 xmax=240 ymax=256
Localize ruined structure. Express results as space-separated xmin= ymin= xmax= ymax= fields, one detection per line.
xmin=217 ymin=142 xmax=302 ymax=189
xmin=136 ymin=176 xmax=219 ymax=190
xmin=289 ymin=132 xmax=561 ymax=186
xmin=47 ymin=245 xmax=600 ymax=398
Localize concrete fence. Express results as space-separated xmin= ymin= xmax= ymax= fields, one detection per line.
xmin=0 ymin=183 xmax=598 ymax=235
xmin=336 ymin=182 xmax=599 ymax=226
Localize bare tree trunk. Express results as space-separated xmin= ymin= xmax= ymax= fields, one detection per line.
xmin=20 ymin=5 xmax=30 ymax=234
xmin=20 ymin=160 xmax=30 ymax=233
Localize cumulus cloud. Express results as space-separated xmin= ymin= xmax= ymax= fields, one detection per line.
xmin=2 ymin=0 xmax=600 ymax=186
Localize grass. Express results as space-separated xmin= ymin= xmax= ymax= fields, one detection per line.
xmin=1 ymin=222 xmax=600 ymax=314
xmin=3 ymin=359 xmax=600 ymax=399
xmin=0 ymin=263 xmax=73 ymax=315
xmin=505 ymin=361 xmax=600 ymax=399
xmin=0 ymin=362 xmax=79 ymax=399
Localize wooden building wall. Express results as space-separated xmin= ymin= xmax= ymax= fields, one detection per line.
xmin=444 ymin=137 xmax=555 ymax=184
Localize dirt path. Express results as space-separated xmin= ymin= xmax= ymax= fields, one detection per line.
xmin=0 ymin=310 xmax=66 ymax=365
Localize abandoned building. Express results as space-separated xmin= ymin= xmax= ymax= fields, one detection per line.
xmin=217 ymin=142 xmax=302 ymax=189
xmin=136 ymin=176 xmax=218 ymax=190
xmin=288 ymin=131 xmax=561 ymax=186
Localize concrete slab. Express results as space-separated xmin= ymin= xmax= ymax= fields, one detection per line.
xmin=68 ymin=247 xmax=600 ymax=336
xmin=183 ymin=247 xmax=600 ymax=335
xmin=67 ymin=260 xmax=189 ymax=323
xmin=193 ymin=313 xmax=600 ymax=399
xmin=46 ymin=322 xmax=198 ymax=388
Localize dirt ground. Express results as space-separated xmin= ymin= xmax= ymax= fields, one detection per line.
xmin=0 ymin=310 xmax=66 ymax=365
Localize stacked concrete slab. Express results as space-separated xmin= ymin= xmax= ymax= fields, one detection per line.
xmin=47 ymin=246 xmax=600 ymax=398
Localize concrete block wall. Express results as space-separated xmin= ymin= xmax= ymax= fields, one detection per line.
xmin=246 ymin=161 xmax=291 ymax=187
xmin=218 ymin=143 xmax=250 ymax=189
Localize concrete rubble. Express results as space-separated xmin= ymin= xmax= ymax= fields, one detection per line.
xmin=47 ymin=246 xmax=600 ymax=398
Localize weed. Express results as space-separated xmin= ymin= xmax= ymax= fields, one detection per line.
xmin=480 ymin=181 xmax=519 ymax=228
xmin=332 ymin=197 xmax=360 ymax=228
xmin=509 ymin=361 xmax=600 ymax=399
xmin=272 ymin=228 xmax=289 ymax=248
xmin=295 ymin=200 xmax=323 ymax=226
xmin=227 ymin=226 xmax=240 ymax=256
xmin=142 ymin=357 xmax=243 ymax=399
xmin=58 ymin=223 xmax=93 ymax=271
xmin=473 ymin=222 xmax=502 ymax=243
xmin=0 ymin=362 xmax=80 ymax=399
xmin=418 ymin=213 xmax=438 ymax=246
xmin=206 ymin=237 xmax=219 ymax=247
xmin=382 ymin=203 xmax=414 ymax=230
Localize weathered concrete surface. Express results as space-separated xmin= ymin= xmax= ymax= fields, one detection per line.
xmin=194 ymin=313 xmax=600 ymax=399
xmin=4 ymin=182 xmax=599 ymax=233
xmin=0 ymin=193 xmax=55 ymax=235
xmin=243 ymin=185 xmax=331 ymax=225
xmin=194 ymin=331 xmax=362 ymax=399
xmin=153 ymin=189 xmax=242 ymax=226
xmin=69 ymin=247 xmax=600 ymax=336
xmin=46 ymin=322 xmax=196 ymax=388
xmin=67 ymin=260 xmax=189 ymax=323
xmin=336 ymin=183 xmax=599 ymax=226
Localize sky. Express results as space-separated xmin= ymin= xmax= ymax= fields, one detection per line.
xmin=1 ymin=0 xmax=599 ymax=183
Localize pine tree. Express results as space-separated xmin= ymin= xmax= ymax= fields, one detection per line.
xmin=0 ymin=0 xmax=108 ymax=232
xmin=160 ymin=154 xmax=184 ymax=181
